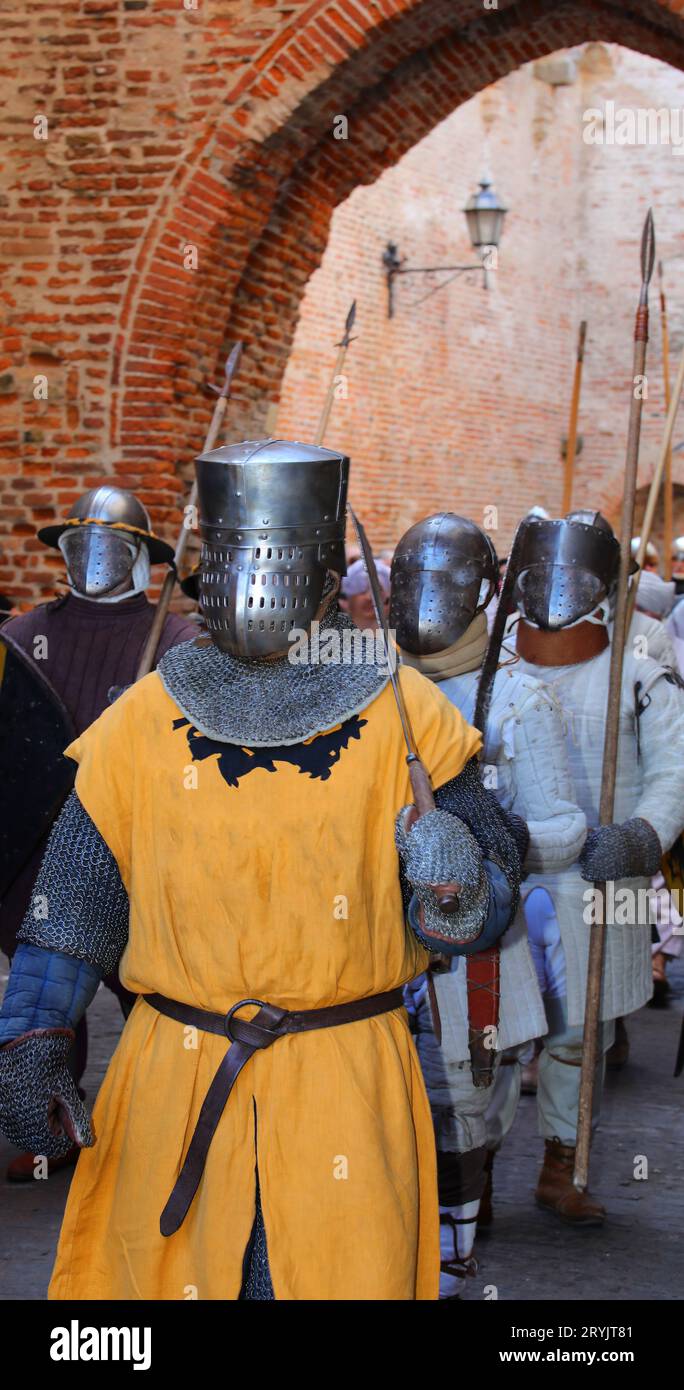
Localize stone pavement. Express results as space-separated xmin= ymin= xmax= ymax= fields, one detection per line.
xmin=1 ymin=963 xmax=683 ymax=1301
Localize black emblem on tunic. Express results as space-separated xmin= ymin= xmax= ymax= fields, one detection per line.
xmin=173 ymin=715 xmax=366 ymax=787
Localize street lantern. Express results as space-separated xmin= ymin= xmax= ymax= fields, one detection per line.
xmin=463 ymin=177 xmax=508 ymax=254
xmin=382 ymin=175 xmax=508 ymax=317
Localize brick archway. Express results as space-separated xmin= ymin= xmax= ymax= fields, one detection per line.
xmin=4 ymin=0 xmax=684 ymax=598
xmin=119 ymin=1 xmax=684 ymax=485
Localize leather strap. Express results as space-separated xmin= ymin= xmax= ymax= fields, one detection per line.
xmin=465 ymin=946 xmax=501 ymax=1089
xmin=516 ymin=617 xmax=609 ymax=667
xmin=147 ymin=988 xmax=404 ymax=1237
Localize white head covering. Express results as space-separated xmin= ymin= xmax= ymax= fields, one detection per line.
xmin=635 ymin=570 xmax=676 ymax=619
xmin=341 ymin=557 xmax=391 ymax=598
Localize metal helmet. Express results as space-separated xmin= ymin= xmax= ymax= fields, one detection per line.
xmin=513 ymin=513 xmax=620 ymax=630
xmin=390 ymin=513 xmax=498 ymax=656
xmin=672 ymin=535 xmax=684 ymax=564
xmin=38 ymin=483 xmax=174 ymax=598
xmin=195 ymin=438 xmax=349 ymax=659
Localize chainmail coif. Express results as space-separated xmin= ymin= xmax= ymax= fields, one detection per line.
xmin=158 ymin=603 xmax=390 ymax=747
xmin=18 ymin=791 xmax=129 ymax=976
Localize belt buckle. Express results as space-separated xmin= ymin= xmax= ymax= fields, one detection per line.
xmin=224 ymin=997 xmax=267 ymax=1043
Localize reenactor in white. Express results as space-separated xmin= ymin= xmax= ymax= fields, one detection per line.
xmin=510 ymin=510 xmax=684 ymax=1223
xmin=390 ymin=514 xmax=586 ymax=1295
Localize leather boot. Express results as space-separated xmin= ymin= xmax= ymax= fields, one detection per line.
xmin=6 ymin=1144 xmax=80 ymax=1183
xmin=606 ymin=1016 xmax=629 ymax=1069
xmin=477 ymin=1151 xmax=494 ymax=1230
xmin=649 ymin=953 xmax=670 ymax=1008
xmin=535 ymin=1138 xmax=606 ymax=1226
xmin=439 ymin=1203 xmax=479 ymax=1299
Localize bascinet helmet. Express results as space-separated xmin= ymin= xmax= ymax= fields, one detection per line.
xmin=38 ymin=484 xmax=174 ymax=598
xmin=390 ymin=513 xmax=498 ymax=657
xmin=195 ymin=438 xmax=349 ymax=659
xmin=513 ymin=511 xmax=620 ymax=630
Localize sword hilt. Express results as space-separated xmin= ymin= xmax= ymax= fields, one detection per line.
xmin=406 ymin=758 xmax=460 ymax=915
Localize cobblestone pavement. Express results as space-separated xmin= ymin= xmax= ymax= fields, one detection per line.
xmin=1 ymin=963 xmax=683 ymax=1301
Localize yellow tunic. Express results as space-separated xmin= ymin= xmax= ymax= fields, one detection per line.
xmin=49 ymin=663 xmax=480 ymax=1301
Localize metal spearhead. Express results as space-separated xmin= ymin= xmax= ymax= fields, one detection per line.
xmin=336 ymin=300 xmax=357 ymax=349
xmin=641 ymin=209 xmax=655 ymax=288
xmin=348 ymin=504 xmax=414 ymax=755
xmin=348 ymin=504 xmax=391 ymax=658
xmin=208 ymin=340 xmax=243 ymax=396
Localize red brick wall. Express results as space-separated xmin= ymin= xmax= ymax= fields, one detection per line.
xmin=2 ymin=1 xmax=684 ymax=601
xmin=277 ymin=42 xmax=684 ymax=555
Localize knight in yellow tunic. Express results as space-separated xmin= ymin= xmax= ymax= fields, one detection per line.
xmin=0 ymin=440 xmax=520 ymax=1301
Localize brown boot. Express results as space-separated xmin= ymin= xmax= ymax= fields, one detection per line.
xmin=477 ymin=1151 xmax=494 ymax=1230
xmin=535 ymin=1138 xmax=606 ymax=1226
xmin=6 ymin=1145 xmax=80 ymax=1183
xmin=606 ymin=1016 xmax=629 ymax=1069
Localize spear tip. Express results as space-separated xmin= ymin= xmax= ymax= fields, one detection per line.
xmin=641 ymin=208 xmax=655 ymax=286
xmin=225 ymin=339 xmax=243 ymax=377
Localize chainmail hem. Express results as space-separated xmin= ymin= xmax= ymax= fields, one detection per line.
xmin=158 ymin=605 xmax=389 ymax=747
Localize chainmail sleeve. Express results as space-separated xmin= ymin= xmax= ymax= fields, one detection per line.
xmin=17 ymin=791 xmax=129 ymax=976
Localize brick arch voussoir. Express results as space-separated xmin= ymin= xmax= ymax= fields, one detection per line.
xmin=219 ymin=0 xmax=684 ymax=437
xmin=120 ymin=0 xmax=684 ymax=508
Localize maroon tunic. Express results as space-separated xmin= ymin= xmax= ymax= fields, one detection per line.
xmin=1 ymin=592 xmax=197 ymax=956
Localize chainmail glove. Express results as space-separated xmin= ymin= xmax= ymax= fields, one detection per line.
xmin=578 ymin=817 xmax=662 ymax=883
xmin=395 ymin=807 xmax=488 ymax=945
xmin=0 ymin=1029 xmax=94 ymax=1158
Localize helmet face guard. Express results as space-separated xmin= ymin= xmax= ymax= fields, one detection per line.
xmin=200 ymin=539 xmax=330 ymax=659
xmin=196 ymin=440 xmax=349 ymax=660
xmin=61 ymin=524 xmax=138 ymax=598
xmin=513 ymin=518 xmax=620 ymax=630
xmin=38 ymin=482 xmax=174 ymax=568
xmin=390 ymin=513 xmax=498 ymax=656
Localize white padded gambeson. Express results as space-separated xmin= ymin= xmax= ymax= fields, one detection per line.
xmin=517 ymin=644 xmax=684 ymax=1024
xmin=429 ymin=663 xmax=586 ymax=1055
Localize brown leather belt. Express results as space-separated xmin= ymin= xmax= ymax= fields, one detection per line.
xmin=145 ymin=987 xmax=405 ymax=1237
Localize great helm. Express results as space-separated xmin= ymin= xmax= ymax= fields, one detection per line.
xmin=513 ymin=511 xmax=620 ymax=630
xmin=390 ymin=513 xmax=498 ymax=656
xmin=195 ymin=438 xmax=349 ymax=659
xmin=37 ymin=483 xmax=174 ymax=598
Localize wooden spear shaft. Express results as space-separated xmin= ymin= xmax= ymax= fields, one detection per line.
xmin=314 ymin=300 xmax=356 ymax=447
xmin=562 ymin=320 xmax=587 ymax=514
xmin=134 ymin=343 xmax=243 ymax=681
xmin=659 ymin=264 xmax=673 ymax=580
xmin=626 ymin=345 xmax=684 ymax=631
xmin=574 ymin=210 xmax=655 ymax=1193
